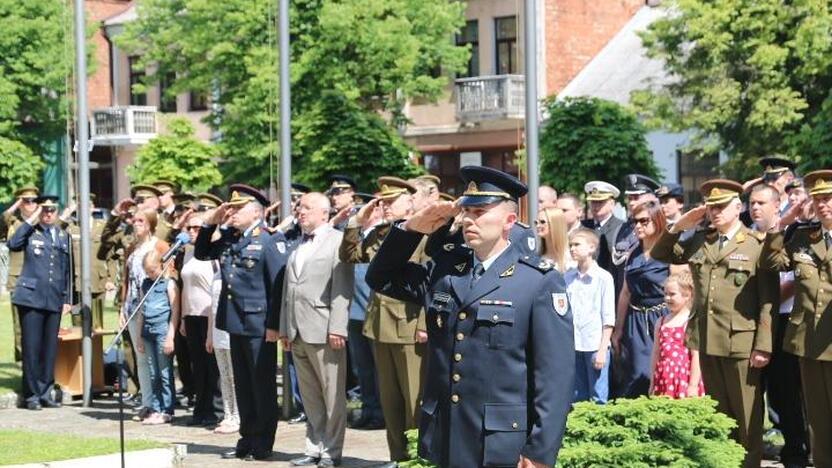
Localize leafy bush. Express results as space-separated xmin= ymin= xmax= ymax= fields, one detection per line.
xmin=559 ymin=397 xmax=744 ymax=467
xmin=127 ymin=117 xmax=222 ymax=192
xmin=539 ymin=96 xmax=659 ymax=196
xmin=0 ymin=136 xmax=44 ymax=203
xmin=402 ymin=397 xmax=744 ymax=467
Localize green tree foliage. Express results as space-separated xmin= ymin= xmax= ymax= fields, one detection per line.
xmin=540 ymin=97 xmax=659 ymax=196
xmin=118 ymin=0 xmax=468 ymax=187
xmin=633 ymin=0 xmax=832 ymax=179
xmin=0 ymin=0 xmax=93 ymax=192
xmin=294 ymin=92 xmax=423 ymax=191
xmin=0 ymin=137 xmax=44 ymax=203
xmin=127 ymin=117 xmax=222 ymax=192
xmin=403 ymin=397 xmax=745 ymax=468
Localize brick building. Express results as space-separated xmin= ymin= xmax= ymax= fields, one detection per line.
xmin=404 ymin=0 xmax=647 ymax=195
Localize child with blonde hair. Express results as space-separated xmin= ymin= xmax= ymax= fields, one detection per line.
xmin=136 ymin=249 xmax=180 ymax=424
xmin=649 ymin=271 xmax=704 ymax=398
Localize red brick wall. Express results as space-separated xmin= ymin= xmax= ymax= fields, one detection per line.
xmin=85 ymin=0 xmax=132 ymax=110
xmin=545 ymin=0 xmax=643 ymax=95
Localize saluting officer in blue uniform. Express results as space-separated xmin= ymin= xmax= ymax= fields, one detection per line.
xmin=8 ymin=195 xmax=72 ymax=410
xmin=424 ymin=212 xmax=538 ymax=258
xmin=366 ymin=166 xmax=575 ymax=468
xmin=194 ymin=184 xmax=288 ymax=461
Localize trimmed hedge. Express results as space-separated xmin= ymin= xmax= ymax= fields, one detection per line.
xmin=403 ymin=396 xmax=745 ymax=467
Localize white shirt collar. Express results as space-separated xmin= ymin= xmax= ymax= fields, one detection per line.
xmin=596 ymin=214 xmax=613 ymax=227
xmin=720 ymin=222 xmax=743 ymax=241
xmin=243 ymin=220 xmax=262 ymax=238
xmin=475 ymin=241 xmax=512 ymax=272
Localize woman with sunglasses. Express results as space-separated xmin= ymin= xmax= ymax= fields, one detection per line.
xmin=178 ymin=213 xmax=225 ymax=429
xmin=121 ymin=209 xmax=170 ymax=422
xmin=611 ymin=199 xmax=670 ymax=398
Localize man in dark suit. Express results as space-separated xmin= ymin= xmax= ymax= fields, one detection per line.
xmin=366 ymin=166 xmax=575 ymax=468
xmin=194 ymin=184 xmax=288 ymax=461
xmin=8 ymin=195 xmax=72 ymax=410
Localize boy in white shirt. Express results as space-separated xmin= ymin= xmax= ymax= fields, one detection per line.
xmin=564 ymin=228 xmax=616 ymax=403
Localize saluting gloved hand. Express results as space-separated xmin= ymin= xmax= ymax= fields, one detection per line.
xmin=403 ymin=200 xmax=460 ymax=234
xmin=354 ymin=198 xmax=380 ymax=229
xmin=206 ymin=203 xmax=231 ymax=225
xmin=25 ymin=206 xmax=43 ymax=225
xmin=330 ymin=202 xmax=355 ymax=227
xmin=669 ymin=205 xmax=708 ymax=233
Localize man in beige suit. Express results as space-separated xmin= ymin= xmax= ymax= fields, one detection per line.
xmin=279 ymin=192 xmax=354 ymax=468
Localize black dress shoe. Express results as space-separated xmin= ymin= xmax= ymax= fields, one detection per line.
xmin=221 ymin=449 xmax=246 ymax=459
xmin=250 ymin=449 xmax=272 ymax=461
xmin=317 ymin=458 xmax=342 ymax=467
xmin=26 ymin=401 xmax=42 ymax=411
xmin=288 ymin=412 xmax=307 ymax=424
xmin=362 ymin=419 xmax=385 ymax=430
xmin=40 ymin=399 xmax=62 ymax=408
xmin=186 ymin=417 xmax=208 ymax=427
xmin=290 ymin=455 xmax=321 ymax=466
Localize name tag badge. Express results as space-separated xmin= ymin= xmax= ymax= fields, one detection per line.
xmin=246 ymin=244 xmax=263 ymax=251
xmin=31 ymin=239 xmax=45 ymax=247
xmin=728 ymin=253 xmax=750 ymax=261
xmin=432 ymin=292 xmax=451 ymax=304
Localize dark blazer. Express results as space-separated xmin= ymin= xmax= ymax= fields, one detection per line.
xmin=8 ymin=222 xmax=71 ymax=312
xmin=582 ymin=216 xmax=625 ymax=274
xmin=194 ymin=223 xmax=288 ymax=336
xmin=366 ymin=226 xmax=575 ymax=467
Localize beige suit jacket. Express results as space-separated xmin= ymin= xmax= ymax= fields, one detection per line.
xmin=280 ymin=226 xmax=354 ymax=344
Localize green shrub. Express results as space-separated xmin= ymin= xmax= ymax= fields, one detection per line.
xmin=402 ymin=397 xmax=745 ymax=467
xmin=560 ymin=397 xmax=744 ymax=467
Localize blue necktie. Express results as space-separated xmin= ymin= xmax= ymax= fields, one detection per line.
xmin=470 ymin=263 xmax=484 ymax=288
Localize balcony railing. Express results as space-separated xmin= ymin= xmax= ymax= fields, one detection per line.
xmin=90 ymin=106 xmax=157 ymax=146
xmin=455 ymin=74 xmax=525 ymax=122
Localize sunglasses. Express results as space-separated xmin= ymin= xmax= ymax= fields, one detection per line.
xmin=534 ymin=219 xmax=547 ymax=226
xmin=42 ymin=207 xmax=57 ymax=214
xmin=21 ymin=198 xmax=37 ymax=204
xmin=634 ymin=216 xmax=652 ymax=226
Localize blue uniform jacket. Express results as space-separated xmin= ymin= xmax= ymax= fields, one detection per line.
xmin=194 ymin=223 xmax=288 ymax=337
xmin=366 ymin=226 xmax=575 ymax=467
xmin=8 ymin=222 xmax=71 ymax=312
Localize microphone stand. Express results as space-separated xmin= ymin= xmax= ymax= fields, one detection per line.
xmin=105 ymin=251 xmax=180 ymax=468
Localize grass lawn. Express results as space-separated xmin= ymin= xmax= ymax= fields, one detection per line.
xmin=0 ymin=429 xmax=164 ymax=465
xmin=0 ymin=297 xmax=121 ymax=395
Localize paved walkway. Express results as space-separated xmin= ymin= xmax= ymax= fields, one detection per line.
xmin=0 ymin=397 xmax=796 ymax=467
xmin=0 ymin=400 xmax=391 ymax=467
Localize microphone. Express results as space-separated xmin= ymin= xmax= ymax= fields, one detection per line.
xmin=162 ymin=231 xmax=192 ymax=262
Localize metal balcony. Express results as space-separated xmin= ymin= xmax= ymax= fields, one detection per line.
xmin=455 ymin=74 xmax=525 ymax=122
xmin=90 ymin=106 xmax=157 ymax=146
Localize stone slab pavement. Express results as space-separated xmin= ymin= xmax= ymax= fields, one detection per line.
xmin=0 ymin=400 xmax=391 ymax=467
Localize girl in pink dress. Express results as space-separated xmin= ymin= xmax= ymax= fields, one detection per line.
xmin=649 ymin=272 xmax=704 ymax=398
